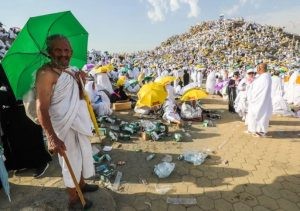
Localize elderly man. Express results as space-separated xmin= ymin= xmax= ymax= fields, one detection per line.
xmin=246 ymin=63 xmax=272 ymax=137
xmin=35 ymin=34 xmax=98 ymax=209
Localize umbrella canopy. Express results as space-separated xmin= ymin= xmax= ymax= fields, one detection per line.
xmin=94 ymin=64 xmax=114 ymax=73
xmin=1 ymin=11 xmax=88 ymax=99
xmin=180 ymin=88 xmax=208 ymax=101
xmin=137 ymin=82 xmax=167 ymax=107
xmin=116 ymin=76 xmax=127 ymax=87
xmin=155 ymin=76 xmax=176 ymax=86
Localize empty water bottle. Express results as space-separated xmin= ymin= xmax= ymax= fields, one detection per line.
xmin=150 ymin=131 xmax=160 ymax=141
xmin=146 ymin=154 xmax=155 ymax=161
xmin=121 ymin=125 xmax=135 ymax=134
xmin=106 ymin=117 xmax=116 ymax=124
xmin=109 ymin=131 xmax=118 ymax=141
xmin=109 ymin=125 xmax=119 ymax=131
xmin=112 ymin=171 xmax=122 ymax=191
xmin=154 ymin=162 xmax=175 ymax=178
xmin=118 ymin=133 xmax=131 ymax=141
xmin=183 ymin=151 xmax=208 ymax=165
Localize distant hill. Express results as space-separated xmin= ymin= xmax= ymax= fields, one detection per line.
xmin=148 ymin=18 xmax=300 ymax=68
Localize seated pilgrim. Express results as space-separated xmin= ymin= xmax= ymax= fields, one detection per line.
xmin=180 ymin=99 xmax=202 ymax=120
xmin=124 ymin=79 xmax=140 ymax=94
xmin=162 ymin=100 xmax=182 ymax=125
xmin=110 ymin=77 xmax=129 ymax=103
xmin=85 ymin=81 xmax=112 ymax=117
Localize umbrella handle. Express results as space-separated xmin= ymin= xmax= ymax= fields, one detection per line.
xmin=62 ymin=152 xmax=86 ymax=207
xmin=78 ymin=76 xmax=102 ymax=143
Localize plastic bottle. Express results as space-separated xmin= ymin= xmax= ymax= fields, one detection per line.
xmin=122 ymin=125 xmax=135 ymax=134
xmin=118 ymin=133 xmax=131 ymax=141
xmin=154 ymin=162 xmax=175 ymax=178
xmin=146 ymin=154 xmax=155 ymax=161
xmin=112 ymin=171 xmax=122 ymax=191
xmin=183 ymin=151 xmax=208 ymax=165
xmin=150 ymin=131 xmax=160 ymax=141
xmin=109 ymin=131 xmax=118 ymax=141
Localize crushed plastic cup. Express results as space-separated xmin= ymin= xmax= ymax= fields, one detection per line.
xmin=183 ymin=151 xmax=208 ymax=165
xmin=154 ymin=162 xmax=175 ymax=178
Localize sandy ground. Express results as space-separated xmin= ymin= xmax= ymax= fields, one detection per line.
xmin=0 ymin=94 xmax=300 ymax=211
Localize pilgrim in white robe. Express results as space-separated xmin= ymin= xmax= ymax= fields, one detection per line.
xmin=50 ymin=69 xmax=94 ymax=188
xmin=162 ymin=100 xmax=181 ymax=124
xmin=271 ymin=75 xmax=294 ymax=116
xmin=94 ymin=72 xmax=114 ymax=94
xmin=166 ymin=84 xmax=176 ymax=103
xmin=206 ymin=70 xmax=216 ymax=94
xmin=85 ymin=81 xmax=112 ymax=117
xmin=180 ymin=102 xmax=202 ymax=119
xmin=196 ymin=70 xmax=203 ymax=87
xmin=286 ymin=70 xmax=300 ymax=106
xmin=247 ymin=72 xmax=272 ymax=134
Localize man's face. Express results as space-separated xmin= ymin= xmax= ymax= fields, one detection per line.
xmin=49 ymin=38 xmax=72 ymax=68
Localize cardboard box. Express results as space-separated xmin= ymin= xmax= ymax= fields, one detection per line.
xmin=112 ymin=101 xmax=132 ymax=111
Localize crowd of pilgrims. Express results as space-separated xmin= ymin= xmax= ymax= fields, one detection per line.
xmin=82 ymin=55 xmax=300 ymax=126
xmin=0 ymin=17 xmax=299 ymax=183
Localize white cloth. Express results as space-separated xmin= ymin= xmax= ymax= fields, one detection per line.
xmin=85 ymin=81 xmax=112 ymax=117
xmin=286 ymin=71 xmax=300 ymax=106
xmin=206 ymin=71 xmax=216 ymax=94
xmin=162 ymin=100 xmax=181 ymax=123
xmin=134 ymin=106 xmax=150 ymax=115
xmin=196 ymin=71 xmax=203 ymax=87
xmin=234 ymin=77 xmax=250 ymax=119
xmin=180 ymin=102 xmax=202 ymax=119
xmin=166 ymin=84 xmax=176 ymax=102
xmin=271 ymin=76 xmax=294 ymax=116
xmin=94 ymin=72 xmax=114 ymax=94
xmin=126 ymin=83 xmax=140 ymax=93
xmin=247 ymin=73 xmax=272 ymax=133
xmin=180 ymin=82 xmax=198 ymax=95
xmin=50 ymin=69 xmax=94 ymax=188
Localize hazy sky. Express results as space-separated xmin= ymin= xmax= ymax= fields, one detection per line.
xmin=1 ymin=0 xmax=300 ymax=53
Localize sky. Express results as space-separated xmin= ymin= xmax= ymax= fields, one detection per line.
xmin=1 ymin=0 xmax=300 ymax=53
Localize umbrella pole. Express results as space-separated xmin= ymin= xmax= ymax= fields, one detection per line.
xmin=79 ymin=77 xmax=102 ymax=143
xmin=62 ymin=152 xmax=86 ymax=207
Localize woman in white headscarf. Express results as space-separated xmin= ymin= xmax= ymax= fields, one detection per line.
xmin=85 ymin=81 xmax=112 ymax=117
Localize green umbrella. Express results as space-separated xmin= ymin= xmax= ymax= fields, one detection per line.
xmin=1 ymin=11 xmax=88 ymax=99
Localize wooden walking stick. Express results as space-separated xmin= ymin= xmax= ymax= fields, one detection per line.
xmin=62 ymin=151 xmax=86 ymax=207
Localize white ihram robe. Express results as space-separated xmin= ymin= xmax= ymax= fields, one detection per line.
xmin=85 ymin=81 xmax=112 ymax=117
xmin=286 ymin=70 xmax=300 ymax=106
xmin=271 ymin=75 xmax=293 ymax=116
xmin=247 ymin=73 xmax=273 ymax=134
xmin=206 ymin=70 xmax=216 ymax=94
xmin=50 ymin=70 xmax=94 ymax=188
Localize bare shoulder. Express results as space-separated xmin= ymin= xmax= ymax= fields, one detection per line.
xmin=36 ymin=64 xmax=59 ymax=84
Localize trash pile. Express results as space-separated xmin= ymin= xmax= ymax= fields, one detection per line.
xmin=129 ymin=17 xmax=299 ymax=72
xmin=0 ymin=22 xmax=19 ymax=60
